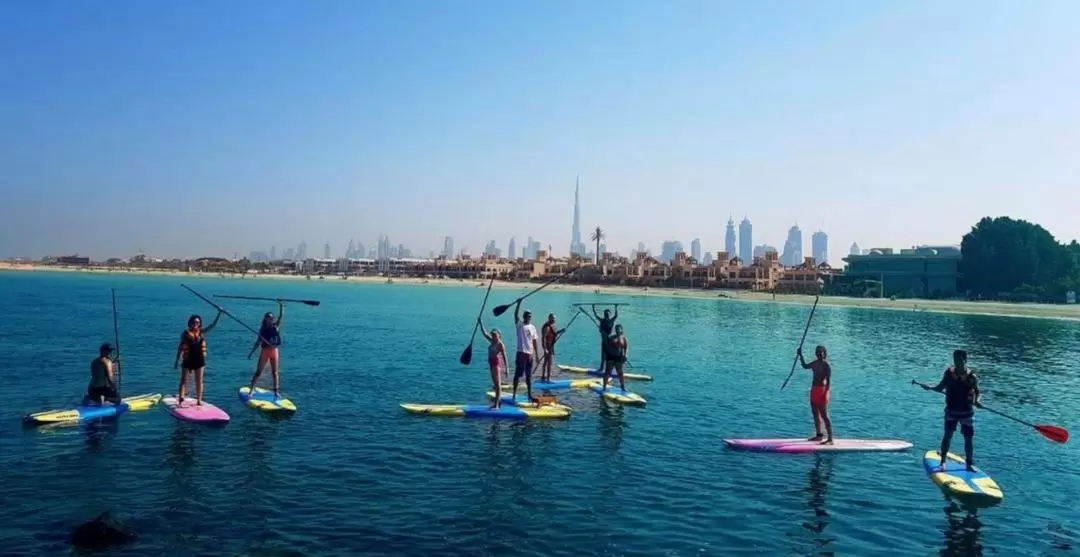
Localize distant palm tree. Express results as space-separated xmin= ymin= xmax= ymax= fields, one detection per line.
xmin=590 ymin=226 xmax=605 ymax=265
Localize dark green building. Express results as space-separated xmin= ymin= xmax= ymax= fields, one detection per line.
xmin=840 ymin=246 xmax=961 ymax=298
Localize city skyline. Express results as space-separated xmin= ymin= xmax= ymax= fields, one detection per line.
xmin=3 ymin=4 xmax=1079 ymax=260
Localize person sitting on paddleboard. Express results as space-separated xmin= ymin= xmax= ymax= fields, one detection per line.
xmin=88 ymin=343 xmax=120 ymax=404
xmin=478 ymin=319 xmax=509 ymax=409
xmin=592 ymin=305 xmax=618 ymax=371
xmin=798 ymin=345 xmax=833 ymax=445
xmin=601 ymin=324 xmax=628 ymax=392
xmin=921 ymin=349 xmax=981 ymax=471
xmin=513 ymin=301 xmax=540 ymax=404
xmin=173 ymin=311 xmax=221 ymax=406
xmin=247 ymin=301 xmax=284 ymax=398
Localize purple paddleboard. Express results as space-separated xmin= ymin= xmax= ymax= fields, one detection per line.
xmin=723 ymin=438 xmax=911 ymax=453
xmin=162 ymin=395 xmax=230 ymax=424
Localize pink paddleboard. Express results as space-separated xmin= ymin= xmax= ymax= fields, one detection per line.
xmin=723 ymin=438 xmax=911 ymax=453
xmin=162 ymin=395 xmax=230 ymax=424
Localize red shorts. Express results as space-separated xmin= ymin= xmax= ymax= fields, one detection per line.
xmin=810 ymin=385 xmax=830 ymax=406
xmin=260 ymin=346 xmax=279 ymax=359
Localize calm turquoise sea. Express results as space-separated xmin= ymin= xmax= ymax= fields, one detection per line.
xmin=0 ymin=271 xmax=1077 ymax=556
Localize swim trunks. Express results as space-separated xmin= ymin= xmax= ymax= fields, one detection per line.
xmin=514 ymin=351 xmax=534 ymax=380
xmin=810 ymin=385 xmax=830 ymax=405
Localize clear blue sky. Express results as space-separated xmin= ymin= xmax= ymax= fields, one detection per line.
xmin=2 ymin=0 xmax=1079 ymax=261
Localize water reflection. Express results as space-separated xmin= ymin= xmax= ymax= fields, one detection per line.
xmin=596 ymin=403 xmax=625 ymax=458
xmin=940 ymin=502 xmax=983 ymax=557
xmin=164 ymin=425 xmax=199 ymax=511
xmin=240 ymin=419 xmax=275 ymax=490
xmin=802 ymin=454 xmax=833 ymax=538
xmin=83 ymin=419 xmax=119 ymax=453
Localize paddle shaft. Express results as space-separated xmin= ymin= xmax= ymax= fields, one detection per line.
xmin=467 ymin=277 xmax=496 ymax=348
xmin=495 ymin=268 xmax=577 ymax=315
xmin=111 ymin=288 xmax=121 ymax=397
xmin=181 ymin=284 xmax=273 ymax=346
xmin=214 ymin=294 xmax=319 ymax=306
xmin=535 ymin=311 xmax=583 ymax=368
xmin=911 ymin=379 xmax=1036 ymax=428
xmin=576 ymin=306 xmax=633 ymax=369
xmin=780 ymin=295 xmax=820 ymax=391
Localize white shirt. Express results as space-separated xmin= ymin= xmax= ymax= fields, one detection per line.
xmin=516 ymin=322 xmax=539 ymax=355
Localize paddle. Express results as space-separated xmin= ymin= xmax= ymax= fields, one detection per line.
xmin=911 ymin=380 xmax=1069 ymax=444
xmin=110 ymin=288 xmax=122 ymax=399
xmin=492 ymin=267 xmax=578 ymax=317
xmin=214 ymin=294 xmax=320 ymax=306
xmin=780 ymin=295 xmax=820 ymax=391
xmin=181 ymin=284 xmax=273 ymax=346
xmin=460 ymin=276 xmax=496 ymax=365
xmin=576 ymin=306 xmax=636 ymax=370
xmin=571 ymin=302 xmax=628 ymax=307
xmin=535 ymin=310 xmax=583 ymax=369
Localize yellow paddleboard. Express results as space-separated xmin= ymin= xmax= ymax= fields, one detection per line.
xmin=400 ymin=403 xmax=570 ymax=420
xmin=557 ymin=364 xmax=653 ymax=382
xmin=122 ymin=393 xmax=162 ymax=412
xmin=923 ymin=450 xmax=1003 ymax=503
xmin=238 ymin=387 xmax=297 ymax=413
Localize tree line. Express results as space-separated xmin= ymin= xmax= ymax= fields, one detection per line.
xmin=961 ymin=216 xmax=1080 ymax=301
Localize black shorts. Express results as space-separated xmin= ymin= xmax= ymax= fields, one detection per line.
xmin=514 ymin=352 xmax=534 ymax=380
xmin=87 ymin=386 xmax=118 ymax=402
xmin=182 ymin=358 xmax=206 ymax=370
xmin=945 ymin=411 xmax=974 ymax=436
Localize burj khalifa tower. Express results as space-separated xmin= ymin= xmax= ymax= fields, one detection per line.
xmin=570 ymin=176 xmax=584 ymax=256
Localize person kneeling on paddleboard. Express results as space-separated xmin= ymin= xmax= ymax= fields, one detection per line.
xmin=513 ymin=302 xmax=540 ymax=404
xmin=602 ymin=324 xmax=628 ymax=392
xmin=798 ymin=345 xmax=833 ymax=445
xmin=247 ymin=301 xmax=284 ymax=398
xmin=921 ymin=349 xmax=981 ymax=471
xmin=478 ymin=319 xmax=509 ymax=409
xmin=88 ymin=343 xmax=121 ymax=404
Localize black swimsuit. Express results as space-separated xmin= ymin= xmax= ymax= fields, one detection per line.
xmin=181 ymin=331 xmax=207 ymax=370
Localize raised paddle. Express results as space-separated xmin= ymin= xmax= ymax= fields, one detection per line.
xmin=780 ymin=295 xmax=820 ymax=391
xmin=575 ymin=306 xmax=636 ymax=370
xmin=492 ymin=267 xmax=578 ymax=317
xmin=110 ymin=288 xmax=122 ymax=398
xmin=181 ymin=284 xmax=273 ymax=346
xmin=460 ymin=276 xmax=496 ymax=365
xmin=911 ymin=379 xmax=1069 ymax=444
xmin=534 ymin=310 xmax=584 ymax=369
xmin=214 ymin=294 xmax=320 ymax=306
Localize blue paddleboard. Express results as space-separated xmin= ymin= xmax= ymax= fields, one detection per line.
xmin=922 ymin=450 xmax=1003 ymax=503
xmin=23 ymin=402 xmax=130 ymax=426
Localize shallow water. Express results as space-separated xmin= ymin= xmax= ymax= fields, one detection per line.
xmin=0 ymin=271 xmax=1077 ymax=556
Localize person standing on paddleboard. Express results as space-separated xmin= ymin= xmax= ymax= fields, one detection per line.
xmin=797 ymin=345 xmax=833 ymax=445
xmin=478 ymin=319 xmax=509 ymax=408
xmin=592 ymin=305 xmax=619 ymax=371
xmin=513 ymin=302 xmax=541 ymax=404
xmin=540 ymin=313 xmax=559 ymax=382
xmin=921 ymin=349 xmax=981 ymax=471
xmin=88 ymin=343 xmax=120 ymax=404
xmin=247 ymin=301 xmax=284 ymax=398
xmin=601 ymin=324 xmax=629 ymax=392
xmin=174 ymin=311 xmax=222 ymax=406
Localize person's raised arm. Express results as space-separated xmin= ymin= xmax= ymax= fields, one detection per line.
xmin=203 ymin=310 xmax=223 ymax=333
xmin=591 ymin=304 xmax=600 ymax=320
xmin=613 ymin=306 xmax=619 ymax=320
xmin=798 ymin=348 xmax=811 ymax=369
xmin=478 ymin=318 xmax=493 ymax=342
xmin=275 ymin=300 xmax=284 ymax=327
xmin=514 ymin=301 xmax=522 ymax=324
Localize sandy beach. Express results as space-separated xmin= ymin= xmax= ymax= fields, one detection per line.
xmin=4 ymin=262 xmax=1080 ymax=322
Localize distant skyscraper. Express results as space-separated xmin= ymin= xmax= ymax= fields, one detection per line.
xmin=691 ymin=238 xmax=702 ymax=262
xmin=356 ymin=242 xmax=365 ymax=259
xmin=297 ymin=242 xmax=308 ymax=260
xmin=702 ymin=252 xmax=714 ymax=266
xmin=753 ymin=245 xmax=779 ymax=259
xmin=781 ymin=224 xmax=803 ymax=266
xmin=738 ymin=217 xmax=753 ymax=262
xmin=346 ymin=239 xmax=355 ymax=258
xmin=849 ymin=242 xmax=861 ymax=256
xmin=323 ymin=243 xmax=331 ymax=259
xmin=725 ymin=216 xmax=737 ymax=258
xmin=509 ymin=237 xmax=517 ymax=260
xmin=637 ymin=242 xmax=646 ymax=255
xmin=570 ymin=176 xmax=585 ymax=256
xmin=659 ymin=240 xmax=684 ymax=263
xmin=812 ymin=231 xmax=828 ymax=266
xmin=270 ymin=246 xmax=277 ymax=260
xmin=443 ymin=236 xmax=454 ymax=258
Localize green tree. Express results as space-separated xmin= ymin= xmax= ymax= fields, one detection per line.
xmin=590 ymin=226 xmax=604 ymax=265
xmin=960 ymin=217 xmax=1076 ymax=297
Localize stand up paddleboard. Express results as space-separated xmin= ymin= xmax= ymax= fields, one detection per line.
xmin=238 ymin=387 xmax=297 ymax=414
xmin=485 ymin=391 xmax=573 ymax=411
xmin=81 ymin=393 xmax=161 ymax=412
xmin=23 ymin=401 xmax=130 ymax=426
xmin=161 ymin=396 xmax=230 ymax=425
xmin=499 ymin=378 xmax=598 ymax=391
xmin=558 ymin=364 xmax=653 ymax=382
xmin=723 ymin=438 xmax=913 ymax=453
xmin=588 ymin=384 xmax=647 ymax=406
xmin=400 ymin=403 xmax=570 ymax=420
xmin=922 ymin=450 xmax=1003 ymax=504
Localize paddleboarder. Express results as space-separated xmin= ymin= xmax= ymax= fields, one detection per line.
xmin=247 ymin=301 xmax=284 ymax=397
xmin=797 ymin=345 xmax=833 ymax=445
xmin=88 ymin=343 xmax=120 ymax=404
xmin=920 ymin=349 xmax=981 ymax=471
xmin=477 ymin=319 xmax=509 ymax=408
xmin=591 ymin=304 xmax=619 ymax=370
xmin=174 ymin=311 xmax=222 ymax=406
xmin=540 ymin=313 xmax=559 ymax=382
xmin=512 ymin=301 xmax=540 ymax=404
xmin=601 ymin=324 xmax=629 ymax=392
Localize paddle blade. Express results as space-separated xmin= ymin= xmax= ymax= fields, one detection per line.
xmin=492 ymin=304 xmax=509 ymax=317
xmin=303 ymin=300 xmax=321 ymax=306
xmin=1037 ymin=425 xmax=1069 ymax=444
xmin=459 ymin=344 xmax=473 ymax=366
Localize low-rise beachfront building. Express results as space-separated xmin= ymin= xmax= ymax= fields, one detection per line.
xmin=840 ymin=245 xmax=961 ymax=298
